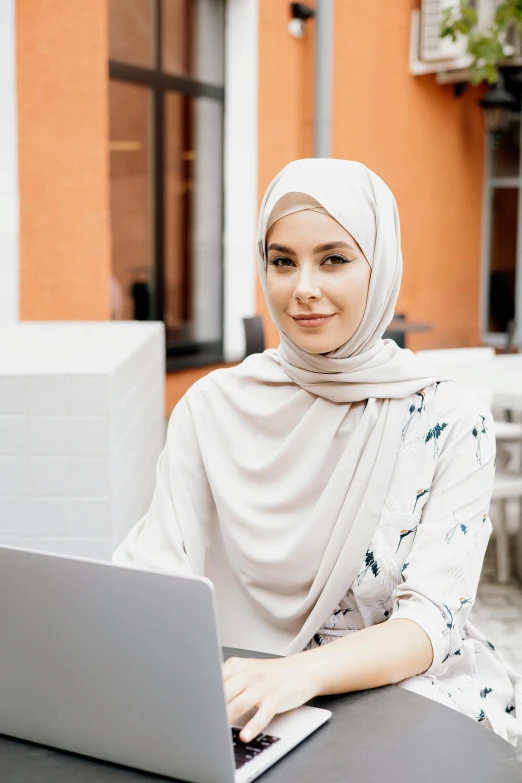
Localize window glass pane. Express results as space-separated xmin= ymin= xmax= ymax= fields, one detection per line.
xmin=109 ymin=81 xmax=155 ymax=321
xmin=488 ymin=188 xmax=517 ymax=332
xmin=162 ymin=0 xmax=224 ymax=85
xmin=109 ymin=0 xmax=155 ymax=67
xmin=164 ymin=93 xmax=223 ymax=344
xmin=492 ymin=118 xmax=520 ymax=179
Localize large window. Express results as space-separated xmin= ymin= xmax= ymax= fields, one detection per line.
xmin=109 ymin=0 xmax=225 ymax=368
xmin=482 ymin=76 xmax=522 ymax=345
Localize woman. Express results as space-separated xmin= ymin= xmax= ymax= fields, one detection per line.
xmin=114 ymin=159 xmax=521 ymax=749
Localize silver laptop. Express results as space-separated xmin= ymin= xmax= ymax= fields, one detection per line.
xmin=0 ymin=545 xmax=331 ymax=783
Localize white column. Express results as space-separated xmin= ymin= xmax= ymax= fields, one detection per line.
xmin=192 ymin=0 xmax=225 ymax=343
xmin=314 ymin=0 xmax=334 ymax=158
xmin=0 ymin=0 xmax=19 ymax=323
xmin=223 ymin=0 xmax=258 ymax=362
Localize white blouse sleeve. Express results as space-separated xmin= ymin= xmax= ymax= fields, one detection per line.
xmin=388 ymin=398 xmax=496 ymax=677
xmin=112 ymin=395 xmax=213 ymax=576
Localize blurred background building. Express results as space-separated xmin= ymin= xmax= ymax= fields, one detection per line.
xmin=1 ymin=0 xmax=520 ymax=411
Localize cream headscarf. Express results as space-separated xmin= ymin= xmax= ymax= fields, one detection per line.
xmin=115 ymin=158 xmax=441 ymax=656
xmin=258 ymin=158 xmax=439 ymax=403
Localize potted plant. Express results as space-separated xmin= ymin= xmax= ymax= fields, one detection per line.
xmin=441 ymin=0 xmax=522 ymax=84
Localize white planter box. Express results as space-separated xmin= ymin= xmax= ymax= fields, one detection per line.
xmin=0 ymin=322 xmax=165 ymax=560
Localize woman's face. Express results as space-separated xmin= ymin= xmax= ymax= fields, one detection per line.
xmin=266 ymin=209 xmax=371 ymax=354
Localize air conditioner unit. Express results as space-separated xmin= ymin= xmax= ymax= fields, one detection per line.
xmin=420 ymin=0 xmax=468 ymax=61
xmin=410 ymin=0 xmax=521 ymax=79
xmin=410 ymin=4 xmax=472 ymax=76
xmin=477 ymin=0 xmax=495 ymax=26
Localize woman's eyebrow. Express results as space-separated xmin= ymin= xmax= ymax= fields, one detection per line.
xmin=267 ymin=241 xmax=355 ymax=255
xmin=313 ymin=241 xmax=355 ymax=253
xmin=267 ymin=243 xmax=296 ymax=254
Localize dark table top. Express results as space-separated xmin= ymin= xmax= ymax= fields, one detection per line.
xmin=1 ymin=647 xmax=520 ymax=783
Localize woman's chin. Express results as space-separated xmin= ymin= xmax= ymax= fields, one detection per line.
xmin=290 ymin=333 xmax=342 ymax=355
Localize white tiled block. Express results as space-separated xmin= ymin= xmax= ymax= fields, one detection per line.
xmin=0 ymin=323 xmax=165 ymax=555
xmin=29 ymin=417 xmax=69 ymax=455
xmin=110 ymin=354 xmax=140 ymax=406
xmin=27 ymin=375 xmax=69 ymax=415
xmin=69 ymin=537 xmax=112 ymax=561
xmin=0 ymin=496 xmax=30 ymax=534
xmin=27 ymin=497 xmax=70 ymax=536
xmin=69 ymin=497 xmax=111 ymax=537
xmin=111 ymin=508 xmax=130 ymax=551
xmin=110 ymin=387 xmax=137 ymax=450
xmin=147 ymin=386 xmax=165 ymax=430
xmin=0 ymin=496 xmax=69 ymax=537
xmin=28 ymin=457 xmax=69 ymax=496
xmin=0 ymin=376 xmax=27 ymax=414
xmin=0 ymin=456 xmax=28 ymax=494
xmin=68 ymin=417 xmax=109 ymax=455
xmin=70 ymin=457 xmax=110 ymax=496
xmin=0 ymin=416 xmax=28 ymax=454
xmin=69 ymin=375 xmax=109 ymax=415
xmin=0 ymin=536 xmax=73 ymax=556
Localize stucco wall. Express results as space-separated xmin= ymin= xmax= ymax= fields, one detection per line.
xmin=16 ymin=0 xmax=111 ymax=320
xmin=256 ymin=0 xmax=485 ymax=350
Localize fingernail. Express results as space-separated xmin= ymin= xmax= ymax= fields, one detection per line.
xmin=242 ymin=729 xmax=252 ymax=742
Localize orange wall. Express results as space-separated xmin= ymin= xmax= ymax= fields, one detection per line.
xmin=17 ymin=0 xmax=111 ymax=320
xmin=257 ymin=0 xmax=485 ymax=350
xmin=165 ymin=363 xmax=237 ymax=415
xmin=257 ymin=0 xmax=315 ymax=348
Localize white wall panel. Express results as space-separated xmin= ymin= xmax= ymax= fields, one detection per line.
xmin=223 ymin=0 xmax=259 ymax=361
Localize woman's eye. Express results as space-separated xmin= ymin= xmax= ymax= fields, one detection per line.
xmin=269 ymin=257 xmax=295 ymax=267
xmin=322 ymin=254 xmax=350 ymax=266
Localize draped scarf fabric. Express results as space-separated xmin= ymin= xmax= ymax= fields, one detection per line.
xmin=194 ymin=159 xmax=441 ymax=655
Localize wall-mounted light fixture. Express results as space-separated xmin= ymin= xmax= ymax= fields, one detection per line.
xmin=479 ymin=73 xmax=517 ymax=133
xmin=287 ymin=0 xmax=334 ymax=157
xmin=288 ymin=2 xmax=316 ymax=39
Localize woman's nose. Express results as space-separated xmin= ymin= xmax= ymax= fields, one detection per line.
xmin=293 ymin=268 xmax=321 ymax=301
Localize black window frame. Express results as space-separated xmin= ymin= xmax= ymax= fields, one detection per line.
xmin=481 ymin=71 xmax=522 ymax=348
xmin=109 ymin=0 xmax=226 ymax=371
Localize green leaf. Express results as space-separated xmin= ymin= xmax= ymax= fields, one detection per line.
xmin=441 ymin=6 xmax=454 ymax=25
xmin=440 ymin=26 xmax=457 ymax=41
xmin=486 ymin=64 xmax=499 ymax=83
xmin=462 ymin=6 xmax=478 ymax=23
xmin=437 ymin=0 xmax=519 ymax=86
xmin=455 ymin=19 xmax=471 ymax=34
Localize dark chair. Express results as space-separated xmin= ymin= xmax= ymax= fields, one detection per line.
xmin=504 ymin=320 xmax=518 ymax=425
xmin=506 ymin=319 xmax=517 ymax=354
xmin=243 ymin=316 xmax=266 ymax=357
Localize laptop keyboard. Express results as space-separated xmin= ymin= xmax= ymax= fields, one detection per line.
xmin=231 ymin=727 xmax=280 ymax=770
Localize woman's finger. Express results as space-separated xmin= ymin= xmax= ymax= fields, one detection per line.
xmin=222 ymin=657 xmax=244 ymax=681
xmin=224 ymin=674 xmax=248 ymax=705
xmin=227 ymin=686 xmax=263 ymax=725
xmin=240 ymin=700 xmax=276 ymax=743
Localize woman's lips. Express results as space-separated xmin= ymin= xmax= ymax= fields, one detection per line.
xmin=292 ymin=314 xmax=335 ymax=328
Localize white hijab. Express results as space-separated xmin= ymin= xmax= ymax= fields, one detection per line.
xmin=117 ymin=158 xmax=441 ymax=655
xmin=258 ymin=158 xmax=438 ymax=403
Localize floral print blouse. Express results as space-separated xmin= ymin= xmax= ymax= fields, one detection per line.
xmin=308 ymin=381 xmax=522 ymax=749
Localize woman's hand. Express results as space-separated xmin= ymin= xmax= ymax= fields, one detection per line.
xmin=223 ymin=654 xmax=321 ymax=743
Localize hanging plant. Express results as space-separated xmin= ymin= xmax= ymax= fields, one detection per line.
xmin=440 ymin=0 xmax=522 ymax=84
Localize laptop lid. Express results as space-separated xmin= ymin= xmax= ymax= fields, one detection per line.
xmin=0 ymin=546 xmax=236 ymax=783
